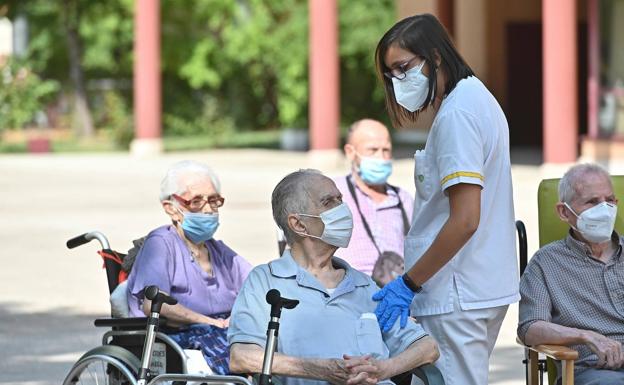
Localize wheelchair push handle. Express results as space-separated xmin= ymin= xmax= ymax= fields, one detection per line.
xmin=66 ymin=231 xmax=110 ymax=250
xmin=144 ymin=285 xmax=178 ymax=314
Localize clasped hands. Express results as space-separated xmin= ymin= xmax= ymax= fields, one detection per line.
xmin=332 ymin=354 xmax=389 ymax=385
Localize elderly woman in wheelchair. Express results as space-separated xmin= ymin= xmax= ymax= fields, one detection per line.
xmin=228 ymin=170 xmax=440 ymax=385
xmin=125 ymin=160 xmax=252 ymax=375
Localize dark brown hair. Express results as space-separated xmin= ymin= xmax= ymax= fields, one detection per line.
xmin=375 ymin=14 xmax=474 ymax=127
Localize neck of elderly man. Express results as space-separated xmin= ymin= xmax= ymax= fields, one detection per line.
xmin=290 ymin=235 xmax=344 ymax=288
xmin=571 ymin=230 xmax=618 ymax=263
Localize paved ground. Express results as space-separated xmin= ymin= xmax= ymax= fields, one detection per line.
xmin=0 ymin=150 xmax=622 ymax=385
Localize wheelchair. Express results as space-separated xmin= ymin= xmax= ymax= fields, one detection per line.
xmin=515 ymin=175 xmax=624 ymax=385
xmin=62 ymin=230 xmax=445 ymax=385
xmin=62 ymin=231 xmax=222 ymax=384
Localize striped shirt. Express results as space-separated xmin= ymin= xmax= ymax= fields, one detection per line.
xmin=518 ymin=231 xmax=624 ymax=368
xmin=333 ymin=175 xmax=413 ymax=276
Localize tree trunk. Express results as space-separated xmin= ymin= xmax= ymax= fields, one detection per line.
xmin=62 ymin=0 xmax=94 ymax=138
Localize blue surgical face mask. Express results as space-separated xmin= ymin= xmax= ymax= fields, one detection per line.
xmin=178 ymin=210 xmax=220 ymax=244
xmin=296 ymin=202 xmax=353 ymax=248
xmin=357 ymin=155 xmax=392 ymax=185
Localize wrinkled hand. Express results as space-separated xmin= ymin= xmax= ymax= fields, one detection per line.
xmin=325 ymin=358 xmax=351 ymax=385
xmin=207 ymin=317 xmax=228 ymax=329
xmin=344 ymin=354 xmax=387 ymax=385
xmin=585 ymin=331 xmax=624 ymax=369
xmin=372 ymin=276 xmax=415 ymax=332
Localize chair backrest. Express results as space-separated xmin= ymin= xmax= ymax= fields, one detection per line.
xmin=537 ymin=175 xmax=624 ymax=247
xmin=99 ymin=249 xmax=126 ymax=294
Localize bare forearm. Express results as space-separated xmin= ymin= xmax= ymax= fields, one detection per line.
xmin=382 ymin=336 xmax=439 ymax=379
xmin=230 ymin=344 xmax=348 ymax=383
xmin=142 ymin=300 xmax=221 ymax=327
xmin=524 ymin=320 xmax=588 ymax=347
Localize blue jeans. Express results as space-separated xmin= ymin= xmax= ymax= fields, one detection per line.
xmin=574 ymin=367 xmax=624 ymax=385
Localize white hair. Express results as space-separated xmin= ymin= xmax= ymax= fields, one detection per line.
xmin=159 ymin=160 xmax=221 ymax=202
xmin=271 ymin=169 xmax=323 ymax=244
xmin=558 ymin=163 xmax=612 ymax=203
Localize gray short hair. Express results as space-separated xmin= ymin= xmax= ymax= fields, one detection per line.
xmin=558 ymin=163 xmax=612 ymax=203
xmin=159 ymin=160 xmax=221 ymax=202
xmin=271 ymin=169 xmax=323 ymax=244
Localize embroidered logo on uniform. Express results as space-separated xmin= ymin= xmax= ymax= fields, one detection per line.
xmin=417 ymin=174 xmax=424 ymax=182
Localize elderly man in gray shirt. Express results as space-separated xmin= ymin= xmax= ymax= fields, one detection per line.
xmin=228 ymin=169 xmax=438 ymax=385
xmin=518 ymin=163 xmax=624 ymax=384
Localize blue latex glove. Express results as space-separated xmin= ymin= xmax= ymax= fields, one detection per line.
xmin=372 ymin=276 xmax=416 ymax=332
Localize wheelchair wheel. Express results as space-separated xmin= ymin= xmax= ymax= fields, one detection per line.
xmin=63 ymin=345 xmax=141 ymax=385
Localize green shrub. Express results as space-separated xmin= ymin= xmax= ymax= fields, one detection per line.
xmin=164 ymin=95 xmax=235 ymax=139
xmin=0 ymin=59 xmax=59 ymax=131
xmin=95 ymin=89 xmax=133 ymax=149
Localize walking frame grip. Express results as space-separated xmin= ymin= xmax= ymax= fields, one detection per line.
xmin=259 ymin=289 xmax=299 ymax=385
xmin=137 ymin=285 xmax=178 ymax=385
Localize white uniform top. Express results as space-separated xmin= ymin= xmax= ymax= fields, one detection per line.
xmin=407 ymin=76 xmax=520 ymax=316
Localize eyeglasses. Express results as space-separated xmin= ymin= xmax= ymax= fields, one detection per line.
xmin=171 ymin=193 xmax=225 ymax=212
xmin=383 ymin=56 xmax=423 ymax=80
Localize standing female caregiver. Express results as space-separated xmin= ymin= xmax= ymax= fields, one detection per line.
xmin=372 ymin=14 xmax=519 ymax=384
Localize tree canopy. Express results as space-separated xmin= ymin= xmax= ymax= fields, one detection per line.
xmin=0 ymin=0 xmax=396 ymax=139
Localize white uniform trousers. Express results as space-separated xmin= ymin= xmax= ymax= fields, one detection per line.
xmin=415 ymin=284 xmax=508 ymax=385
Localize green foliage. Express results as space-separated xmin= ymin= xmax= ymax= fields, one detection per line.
xmin=163 ymin=129 xmax=281 ymax=151
xmin=164 ymin=95 xmax=236 ymax=137
xmin=338 ymin=0 xmax=395 ymax=126
xmin=221 ymin=0 xmax=309 ymax=127
xmin=0 ymin=59 xmax=60 ymax=130
xmin=80 ymin=1 xmax=133 ymax=74
xmin=0 ymin=0 xmax=396 ymax=144
xmin=95 ymin=90 xmax=133 ymax=149
xmin=165 ymin=0 xmax=394 ymax=131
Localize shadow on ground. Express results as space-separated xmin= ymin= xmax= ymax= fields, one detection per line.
xmin=0 ymin=303 xmax=105 ymax=384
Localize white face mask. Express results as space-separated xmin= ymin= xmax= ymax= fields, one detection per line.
xmin=391 ymin=61 xmax=431 ymax=112
xmin=565 ymin=201 xmax=618 ymax=243
xmin=296 ymin=203 xmax=354 ymax=248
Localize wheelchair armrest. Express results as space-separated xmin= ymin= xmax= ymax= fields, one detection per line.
xmin=411 ymin=364 xmax=445 ymax=385
xmin=515 ymin=336 xmax=579 ymax=361
xmin=391 ymin=364 xmax=444 ymax=385
xmin=527 ymin=344 xmax=578 ymax=361
xmin=94 ymin=316 xmax=169 ymax=329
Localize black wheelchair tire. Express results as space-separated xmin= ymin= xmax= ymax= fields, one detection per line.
xmin=63 ymin=345 xmax=141 ymax=385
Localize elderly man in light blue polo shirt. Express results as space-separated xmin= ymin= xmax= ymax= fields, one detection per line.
xmin=228 ymin=169 xmax=439 ymax=385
